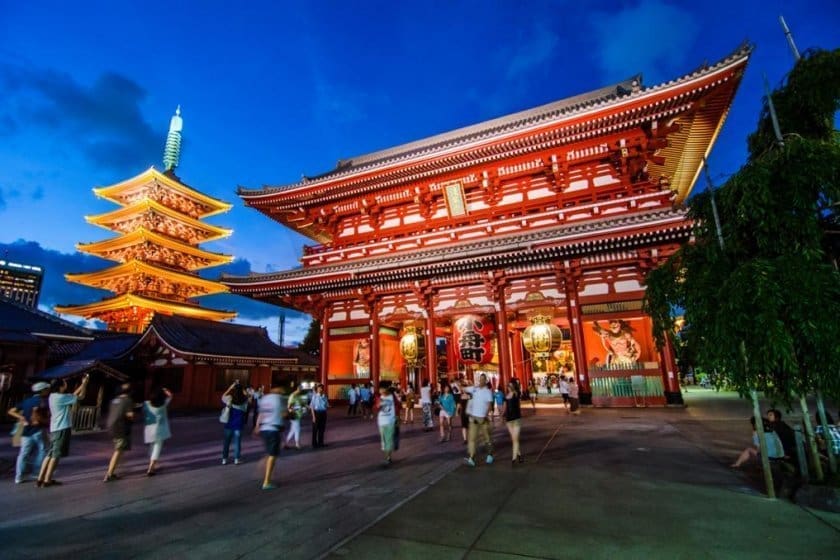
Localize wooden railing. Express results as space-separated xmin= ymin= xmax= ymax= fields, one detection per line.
xmin=72 ymin=405 xmax=101 ymax=432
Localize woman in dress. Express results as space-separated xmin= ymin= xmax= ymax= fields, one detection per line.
xmin=284 ymin=385 xmax=306 ymax=449
xmin=437 ymin=384 xmax=456 ymax=442
xmin=502 ymin=381 xmax=523 ymax=465
xmin=403 ymin=382 xmax=416 ymax=424
xmin=143 ymin=386 xmax=173 ymax=476
xmin=527 ymin=379 xmax=538 ymax=409
xmin=221 ymin=382 xmax=249 ymax=465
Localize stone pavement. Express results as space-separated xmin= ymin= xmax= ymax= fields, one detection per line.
xmin=1 ymin=391 xmax=838 ymax=559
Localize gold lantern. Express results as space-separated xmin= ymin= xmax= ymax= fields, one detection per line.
xmin=522 ymin=315 xmax=563 ymax=361
xmin=399 ymin=325 xmax=425 ymax=366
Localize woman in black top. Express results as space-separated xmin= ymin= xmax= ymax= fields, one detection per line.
xmin=503 ymin=381 xmax=524 ymax=465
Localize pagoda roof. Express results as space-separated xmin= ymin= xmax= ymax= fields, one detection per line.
xmin=223 ymin=204 xmax=692 ymax=295
xmin=239 ymin=43 xmax=750 ymax=216
xmin=94 ymin=167 xmax=232 ymax=218
xmin=54 ymin=294 xmax=236 ymax=322
xmin=135 ymin=314 xmax=294 ymax=363
xmin=0 ymin=298 xmax=94 ymax=342
xmin=64 ymin=259 xmax=229 ymax=297
xmin=76 ymin=228 xmax=234 ymax=270
xmin=85 ymin=199 xmax=233 ymax=243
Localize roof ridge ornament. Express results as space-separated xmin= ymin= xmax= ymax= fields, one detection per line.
xmin=163 ymin=105 xmax=183 ymax=173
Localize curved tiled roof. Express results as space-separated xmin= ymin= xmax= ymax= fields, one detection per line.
xmin=239 ymin=43 xmax=750 ymax=198
xmin=141 ymin=314 xmax=292 ymax=362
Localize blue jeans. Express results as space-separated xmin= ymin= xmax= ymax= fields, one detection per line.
xmin=16 ymin=430 xmax=47 ymax=482
xmin=222 ymin=429 xmax=241 ymax=460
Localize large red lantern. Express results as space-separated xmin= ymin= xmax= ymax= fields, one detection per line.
xmin=453 ymin=314 xmax=494 ymax=365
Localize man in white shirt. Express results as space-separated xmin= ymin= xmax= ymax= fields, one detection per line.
xmin=38 ymin=374 xmax=89 ymax=487
xmin=256 ymin=385 xmax=288 ymax=490
xmin=463 ymin=373 xmax=495 ymax=467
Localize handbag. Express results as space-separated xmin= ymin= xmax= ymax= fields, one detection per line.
xmin=219 ymin=405 xmax=231 ymax=424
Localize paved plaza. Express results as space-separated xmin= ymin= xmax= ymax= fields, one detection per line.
xmin=2 ymin=390 xmax=838 ymax=559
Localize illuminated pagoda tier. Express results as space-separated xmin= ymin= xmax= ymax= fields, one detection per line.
xmin=225 ymin=46 xmax=750 ymax=406
xmin=57 ymin=109 xmax=236 ymax=333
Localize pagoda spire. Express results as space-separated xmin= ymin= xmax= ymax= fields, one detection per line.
xmin=163 ymin=105 xmax=183 ymax=172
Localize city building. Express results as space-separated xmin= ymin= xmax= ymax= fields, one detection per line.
xmin=0 ymin=259 xmax=44 ymax=308
xmin=223 ymin=46 xmax=750 ymax=407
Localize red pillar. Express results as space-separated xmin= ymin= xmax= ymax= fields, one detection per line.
xmin=319 ymin=312 xmax=329 ymax=387
xmin=496 ymin=302 xmax=511 ymax=389
xmin=425 ymin=311 xmax=437 ymax=386
xmin=511 ymin=329 xmax=525 ymax=385
xmin=565 ymin=285 xmax=591 ymax=403
xmin=371 ymin=309 xmax=380 ymax=388
xmin=661 ymin=332 xmax=683 ymax=405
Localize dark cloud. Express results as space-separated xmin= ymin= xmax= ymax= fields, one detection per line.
xmin=0 ymin=64 xmax=159 ymax=170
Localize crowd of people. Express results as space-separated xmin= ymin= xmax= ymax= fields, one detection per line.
xmin=8 ymin=372 xmax=545 ymax=489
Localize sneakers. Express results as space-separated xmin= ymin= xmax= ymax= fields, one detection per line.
xmin=485 ymin=455 xmax=494 ymax=465
xmin=465 ymin=457 xmax=476 ymax=467
xmin=234 ymin=459 xmax=242 ymax=465
xmin=261 ymin=483 xmax=276 ymax=490
xmin=221 ymin=459 xmax=228 ymax=465
xmin=14 ymin=478 xmax=23 ymax=484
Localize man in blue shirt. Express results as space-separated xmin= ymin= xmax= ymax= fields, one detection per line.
xmin=8 ymin=382 xmax=51 ymax=484
xmin=310 ymin=384 xmax=329 ymax=448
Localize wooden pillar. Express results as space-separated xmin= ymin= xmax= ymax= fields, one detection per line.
xmin=496 ymin=301 xmax=511 ymax=389
xmin=511 ymin=329 xmax=525 ymax=385
xmin=425 ymin=310 xmax=437 ymax=386
xmin=661 ymin=332 xmax=683 ymax=405
xmin=371 ymin=306 xmax=380 ymax=388
xmin=565 ymin=281 xmax=591 ymax=404
xmin=319 ymin=309 xmax=329 ymax=387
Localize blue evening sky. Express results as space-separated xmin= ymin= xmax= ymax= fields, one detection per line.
xmin=0 ymin=0 xmax=837 ymax=343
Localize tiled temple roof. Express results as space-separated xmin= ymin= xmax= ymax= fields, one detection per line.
xmin=239 ymin=43 xmax=750 ymax=198
xmin=0 ymin=299 xmax=93 ymax=342
xmin=139 ymin=314 xmax=293 ymax=363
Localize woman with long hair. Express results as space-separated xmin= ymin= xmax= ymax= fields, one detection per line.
xmin=221 ymin=382 xmax=249 ymax=465
xmin=143 ymin=386 xmax=172 ymax=476
xmin=503 ymin=380 xmax=524 ymax=465
xmin=284 ymin=385 xmax=306 ymax=449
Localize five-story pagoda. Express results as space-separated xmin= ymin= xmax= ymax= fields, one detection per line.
xmin=56 ymin=107 xmax=236 ymax=332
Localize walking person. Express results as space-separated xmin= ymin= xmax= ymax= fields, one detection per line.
xmin=8 ymin=381 xmax=51 ymax=484
xmin=403 ymin=382 xmax=416 ymax=424
xmin=221 ymin=381 xmax=249 ymax=465
xmin=492 ymin=384 xmax=505 ymax=423
xmin=37 ymin=374 xmax=90 ymax=487
xmin=310 ymin=383 xmax=329 ymax=448
xmin=143 ymin=386 xmax=172 ymax=476
xmin=464 ymin=373 xmax=495 ymax=467
xmin=527 ymin=379 xmax=538 ymax=409
xmin=559 ymin=374 xmax=570 ymax=411
xmin=284 ymin=385 xmax=306 ymax=449
xmin=438 ymin=384 xmax=455 ymax=442
xmin=502 ymin=380 xmax=524 ymax=465
xmin=359 ymin=383 xmax=373 ymax=420
xmin=419 ymin=380 xmax=434 ymax=431
xmin=104 ymin=383 xmax=136 ymax=482
xmin=256 ymin=384 xmax=288 ymax=490
xmin=455 ymin=380 xmax=470 ymax=445
xmin=375 ymin=382 xmax=398 ymax=466
xmin=568 ymin=376 xmax=580 ymax=415
xmin=347 ymin=383 xmax=357 ymax=416
xmin=250 ymin=385 xmax=264 ymax=429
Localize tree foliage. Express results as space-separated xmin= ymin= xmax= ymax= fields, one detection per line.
xmin=298 ymin=318 xmax=321 ymax=356
xmin=645 ymin=48 xmax=840 ymax=406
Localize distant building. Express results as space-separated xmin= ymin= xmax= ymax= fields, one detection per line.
xmin=0 ymin=259 xmax=44 ymax=308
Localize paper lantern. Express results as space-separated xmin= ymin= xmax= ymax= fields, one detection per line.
xmin=522 ymin=315 xmax=562 ymax=359
xmin=399 ymin=326 xmax=425 ymax=366
xmin=453 ymin=314 xmax=494 ymax=365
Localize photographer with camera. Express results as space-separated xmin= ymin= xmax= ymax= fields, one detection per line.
xmin=37 ymin=373 xmax=90 ymax=487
